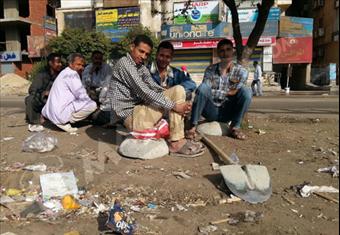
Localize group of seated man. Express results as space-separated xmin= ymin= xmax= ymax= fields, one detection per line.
xmin=25 ymin=35 xmax=252 ymax=158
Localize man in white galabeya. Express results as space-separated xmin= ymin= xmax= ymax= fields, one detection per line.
xmin=42 ymin=53 xmax=97 ymax=133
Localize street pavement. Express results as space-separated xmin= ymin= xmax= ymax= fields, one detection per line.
xmin=0 ymin=94 xmax=339 ymax=118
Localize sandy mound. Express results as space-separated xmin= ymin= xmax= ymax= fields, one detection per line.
xmin=0 ymin=73 xmax=31 ymax=96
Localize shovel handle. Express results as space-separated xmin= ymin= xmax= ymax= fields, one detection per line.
xmin=201 ymin=134 xmax=235 ymax=165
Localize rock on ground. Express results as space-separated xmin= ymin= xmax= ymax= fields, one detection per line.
xmin=197 ymin=121 xmax=229 ymax=136
xmin=118 ymin=138 xmax=169 ymax=160
xmin=0 ymin=73 xmax=30 ymax=96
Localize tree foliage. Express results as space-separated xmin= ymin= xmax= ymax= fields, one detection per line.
xmin=47 ymin=28 xmax=113 ymax=63
xmin=111 ymin=25 xmax=160 ymax=61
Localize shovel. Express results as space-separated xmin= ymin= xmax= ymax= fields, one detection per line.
xmin=201 ymin=134 xmax=272 ymax=204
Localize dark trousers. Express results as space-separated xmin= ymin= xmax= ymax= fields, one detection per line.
xmin=191 ymin=83 xmax=252 ymax=129
xmin=25 ymin=95 xmax=44 ymax=124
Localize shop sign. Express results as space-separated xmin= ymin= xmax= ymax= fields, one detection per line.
xmin=161 ymin=22 xmax=232 ymax=40
xmin=0 ymin=51 xmax=22 ymax=62
xmin=273 ymin=37 xmax=313 ymax=64
xmin=239 ymin=20 xmax=278 ymax=37
xmin=174 ymin=1 xmax=219 ymax=24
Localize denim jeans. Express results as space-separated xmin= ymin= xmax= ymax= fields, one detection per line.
xmin=191 ymin=83 xmax=252 ymax=128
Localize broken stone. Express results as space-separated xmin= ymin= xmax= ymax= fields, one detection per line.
xmin=211 ymin=162 xmax=220 ymax=171
xmin=197 ymin=121 xmax=229 ymax=136
xmin=119 ymin=138 xmax=169 ymax=160
xmin=198 ymin=225 xmax=218 ymax=234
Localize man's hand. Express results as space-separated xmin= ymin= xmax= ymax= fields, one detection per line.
xmin=173 ymin=102 xmax=192 ymax=117
xmin=227 ymin=89 xmax=238 ymax=96
xmin=42 ymin=90 xmax=49 ymax=98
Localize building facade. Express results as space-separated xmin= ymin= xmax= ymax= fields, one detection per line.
xmin=312 ymin=0 xmax=339 ymax=68
xmin=0 ymin=0 xmax=57 ymax=77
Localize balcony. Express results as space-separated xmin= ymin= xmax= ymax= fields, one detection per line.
xmin=276 ymin=0 xmax=292 ymax=11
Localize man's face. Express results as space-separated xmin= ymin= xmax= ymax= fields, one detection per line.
xmin=49 ymin=57 xmax=62 ymax=72
xmin=130 ymin=42 xmax=152 ymax=65
xmin=156 ymin=48 xmax=173 ymax=70
xmin=69 ymin=57 xmax=85 ymax=75
xmin=218 ymin=44 xmax=234 ymax=63
xmin=92 ymin=53 xmax=103 ymax=67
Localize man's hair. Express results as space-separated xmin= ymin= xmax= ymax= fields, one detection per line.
xmin=133 ymin=35 xmax=153 ymax=49
xmin=47 ymin=53 xmax=61 ymax=62
xmin=217 ymin=39 xmax=234 ymax=50
xmin=254 ymin=61 xmax=259 ymax=65
xmin=157 ymin=41 xmax=174 ymax=54
xmin=67 ymin=53 xmax=85 ymax=64
xmin=92 ymin=50 xmax=104 ymax=57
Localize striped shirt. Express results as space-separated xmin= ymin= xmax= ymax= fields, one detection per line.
xmin=203 ymin=63 xmax=248 ymax=107
xmin=108 ymin=53 xmax=175 ymax=120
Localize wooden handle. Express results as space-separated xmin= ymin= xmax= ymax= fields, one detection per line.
xmin=201 ymin=134 xmax=235 ymax=165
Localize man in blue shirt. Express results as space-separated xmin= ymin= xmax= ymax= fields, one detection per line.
xmin=188 ymin=39 xmax=252 ymax=140
xmin=148 ymin=41 xmax=197 ymax=100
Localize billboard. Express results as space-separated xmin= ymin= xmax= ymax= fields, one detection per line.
xmin=273 ymin=37 xmax=313 ymax=64
xmin=161 ymin=22 xmax=232 ymax=41
xmin=96 ymin=7 xmax=140 ymax=42
xmin=280 ymin=16 xmax=313 ymax=37
xmin=227 ymin=7 xmax=280 ymax=22
xmin=27 ymin=36 xmax=46 ymax=58
xmin=174 ymin=1 xmax=219 ymax=24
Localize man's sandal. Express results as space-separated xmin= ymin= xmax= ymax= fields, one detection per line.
xmin=229 ymin=129 xmax=247 ymax=140
xmin=170 ymin=140 xmax=205 ymax=158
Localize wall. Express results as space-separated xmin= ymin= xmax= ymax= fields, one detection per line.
xmin=3 ymin=0 xmax=19 ymax=18
xmin=61 ymin=0 xmax=93 ymax=9
xmin=29 ymin=0 xmax=47 ymax=36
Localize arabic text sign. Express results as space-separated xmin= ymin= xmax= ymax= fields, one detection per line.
xmin=96 ymin=7 xmax=140 ymax=42
xmin=161 ymin=22 xmax=232 ymax=40
xmin=280 ymin=16 xmax=313 ymax=37
xmin=0 ymin=51 xmax=22 ymax=62
xmin=228 ymin=7 xmax=280 ymax=22
xmin=273 ymin=37 xmax=313 ymax=64
xmin=174 ymin=1 xmax=219 ymax=24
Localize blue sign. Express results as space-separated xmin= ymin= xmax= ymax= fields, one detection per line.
xmin=161 ymin=22 xmax=232 ymax=40
xmin=280 ymin=16 xmax=314 ymax=37
xmin=330 ymin=63 xmax=337 ymax=81
xmin=227 ymin=7 xmax=280 ymax=22
xmin=239 ymin=20 xmax=278 ymax=37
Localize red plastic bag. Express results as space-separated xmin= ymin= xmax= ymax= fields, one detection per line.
xmin=130 ymin=119 xmax=170 ymax=140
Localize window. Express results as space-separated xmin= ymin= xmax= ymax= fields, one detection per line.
xmin=18 ymin=0 xmax=29 ymax=18
xmin=336 ymin=0 xmax=339 ymax=9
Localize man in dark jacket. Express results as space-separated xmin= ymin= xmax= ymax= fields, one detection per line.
xmin=25 ymin=53 xmax=62 ymax=131
xmin=148 ymin=41 xmax=197 ymax=101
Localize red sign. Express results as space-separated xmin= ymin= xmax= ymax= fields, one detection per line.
xmin=172 ymin=37 xmax=276 ymax=49
xmin=273 ymin=37 xmax=313 ymax=64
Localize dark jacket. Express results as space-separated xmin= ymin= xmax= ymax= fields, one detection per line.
xmin=28 ymin=68 xmax=57 ymax=107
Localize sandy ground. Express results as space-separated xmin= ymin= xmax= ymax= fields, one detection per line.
xmin=0 ymin=106 xmax=339 ymax=235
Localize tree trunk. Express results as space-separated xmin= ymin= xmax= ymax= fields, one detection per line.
xmin=223 ymin=0 xmax=275 ymax=66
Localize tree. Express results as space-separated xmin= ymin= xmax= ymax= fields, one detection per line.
xmin=155 ymin=0 xmax=275 ymax=66
xmin=111 ymin=25 xmax=160 ymax=61
xmin=47 ymin=28 xmax=113 ymax=63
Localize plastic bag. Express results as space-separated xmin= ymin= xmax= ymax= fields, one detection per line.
xmin=130 ymin=119 xmax=170 ymax=140
xmin=22 ymin=133 xmax=58 ymax=153
xmin=106 ymin=200 xmax=136 ymax=235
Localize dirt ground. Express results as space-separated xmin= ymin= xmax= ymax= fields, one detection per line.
xmin=0 ymin=106 xmax=339 ymax=235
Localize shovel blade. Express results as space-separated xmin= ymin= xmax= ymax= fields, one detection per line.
xmin=220 ymin=164 xmax=272 ymax=204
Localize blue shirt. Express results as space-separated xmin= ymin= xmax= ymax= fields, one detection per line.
xmin=148 ymin=62 xmax=197 ymax=94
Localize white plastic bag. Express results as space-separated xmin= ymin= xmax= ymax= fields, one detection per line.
xmin=22 ymin=133 xmax=58 ymax=153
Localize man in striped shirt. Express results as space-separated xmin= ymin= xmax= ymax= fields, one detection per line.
xmin=109 ymin=35 xmax=204 ymax=157
xmin=188 ymin=39 xmax=252 ymax=140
